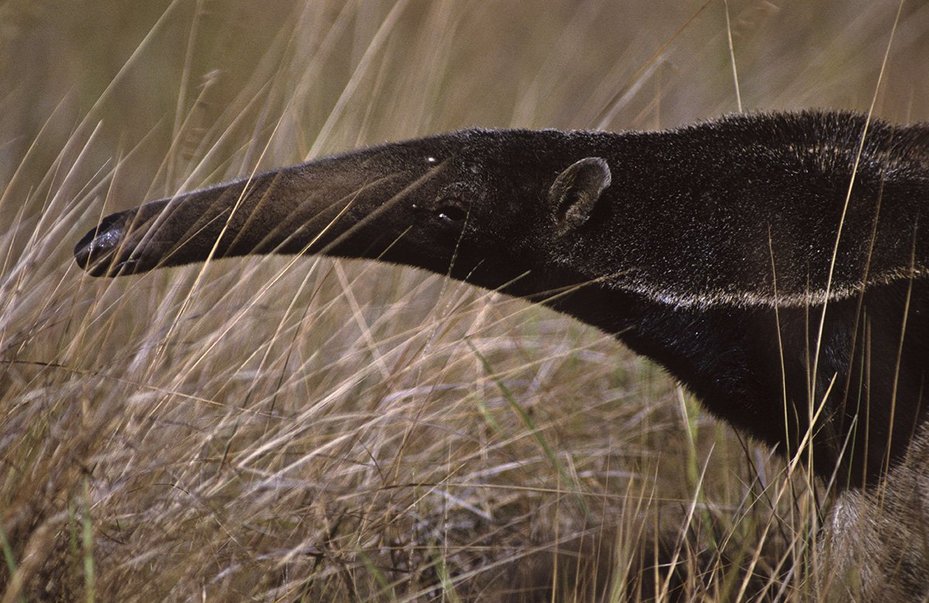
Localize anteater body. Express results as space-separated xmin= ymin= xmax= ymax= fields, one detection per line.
xmin=75 ymin=111 xmax=929 ymax=597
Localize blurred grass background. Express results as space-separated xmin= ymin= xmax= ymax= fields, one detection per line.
xmin=1 ymin=0 xmax=928 ymax=600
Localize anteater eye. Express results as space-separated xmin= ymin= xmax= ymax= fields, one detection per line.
xmin=436 ymin=205 xmax=467 ymax=223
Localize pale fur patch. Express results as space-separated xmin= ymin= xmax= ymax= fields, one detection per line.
xmin=612 ymin=266 xmax=929 ymax=310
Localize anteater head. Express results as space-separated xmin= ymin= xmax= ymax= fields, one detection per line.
xmin=74 ymin=129 xmax=611 ymax=292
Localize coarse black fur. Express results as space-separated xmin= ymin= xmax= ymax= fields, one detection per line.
xmin=75 ymin=110 xmax=929 ymax=493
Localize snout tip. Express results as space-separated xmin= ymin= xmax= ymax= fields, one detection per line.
xmin=74 ymin=214 xmax=131 ymax=276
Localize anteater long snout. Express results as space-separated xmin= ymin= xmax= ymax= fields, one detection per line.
xmin=74 ymin=144 xmax=431 ymax=277
xmin=73 ymin=180 xmax=245 ymax=278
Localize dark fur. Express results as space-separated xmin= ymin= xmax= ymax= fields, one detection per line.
xmin=75 ymin=110 xmax=929 ymax=591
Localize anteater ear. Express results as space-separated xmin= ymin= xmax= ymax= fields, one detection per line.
xmin=548 ymin=157 xmax=612 ymax=232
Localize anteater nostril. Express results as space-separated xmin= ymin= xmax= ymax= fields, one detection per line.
xmin=74 ymin=214 xmax=127 ymax=274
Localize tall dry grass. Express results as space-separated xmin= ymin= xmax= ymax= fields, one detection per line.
xmin=1 ymin=1 xmax=928 ymax=600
